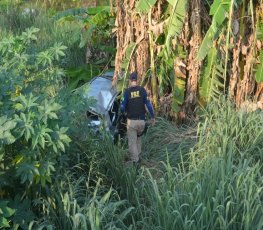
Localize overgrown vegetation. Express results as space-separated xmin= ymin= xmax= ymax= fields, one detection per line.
xmin=113 ymin=0 xmax=263 ymax=119
xmin=0 ymin=23 xmax=130 ymax=229
xmin=1 ymin=1 xmax=263 ymax=229
xmin=102 ymin=99 xmax=263 ymax=229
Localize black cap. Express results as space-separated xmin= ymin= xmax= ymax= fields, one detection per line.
xmin=129 ymin=72 xmax=137 ymax=81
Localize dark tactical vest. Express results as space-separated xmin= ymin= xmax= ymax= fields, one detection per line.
xmin=126 ymin=86 xmax=145 ymax=119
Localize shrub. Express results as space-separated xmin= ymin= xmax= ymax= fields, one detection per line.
xmin=0 ymin=27 xmax=77 ymax=228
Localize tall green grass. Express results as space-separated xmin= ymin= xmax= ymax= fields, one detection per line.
xmin=30 ymin=172 xmax=133 ymax=229
xmin=103 ymin=99 xmax=263 ymax=229
xmin=0 ymin=4 xmax=86 ymax=68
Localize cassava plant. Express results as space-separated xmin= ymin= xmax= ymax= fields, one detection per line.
xmin=0 ymin=27 xmax=74 ymax=228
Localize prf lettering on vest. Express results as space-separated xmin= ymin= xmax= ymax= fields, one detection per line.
xmin=130 ymin=91 xmax=140 ymax=98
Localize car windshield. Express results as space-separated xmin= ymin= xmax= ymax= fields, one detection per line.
xmin=82 ymin=74 xmax=118 ymax=115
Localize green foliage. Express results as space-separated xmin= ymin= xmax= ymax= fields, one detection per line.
xmin=256 ymin=51 xmax=263 ymax=82
xmin=1 ymin=4 xmax=131 ymax=230
xmin=199 ymin=48 xmax=217 ymax=101
xmin=66 ymin=66 xmax=98 ymax=89
xmin=0 ymin=197 xmax=34 ymax=229
xmin=0 ymin=28 xmax=72 ymax=188
xmin=135 ymin=0 xmax=158 ymax=14
xmin=125 ymin=0 xmax=188 ymax=111
xmin=257 ymin=17 xmax=263 ymax=41
xmin=0 ymin=3 xmax=28 ymax=29
xmin=103 ymin=99 xmax=263 ymax=229
xmin=54 ymin=6 xmax=115 ymax=52
xmin=52 ymin=5 xmax=115 ymax=75
xmin=0 ymin=201 xmax=15 ymax=229
xmin=0 ymin=25 xmax=106 ymax=229
xmin=53 ymin=7 xmax=87 ymax=21
xmin=199 ymin=47 xmax=225 ymax=102
xmin=255 ymin=21 xmax=263 ymax=82
xmin=1 ymin=1 xmax=263 ymax=229
xmin=30 ymin=172 xmax=133 ymax=229
xmin=0 ymin=4 xmax=86 ymax=69
xmin=0 ymin=116 xmax=17 ymax=145
xmin=172 ymin=74 xmax=186 ymax=112
xmin=199 ymin=99 xmax=263 ymax=159
xmin=165 ymin=0 xmax=188 ymax=48
xmin=161 ymin=0 xmax=188 ymax=111
xmin=197 ymin=0 xmax=242 ymax=61
xmin=9 ymin=196 xmax=35 ymax=229
xmin=197 ymin=0 xmax=229 ymax=60
xmin=143 ymin=118 xmax=195 ymax=162
xmin=80 ymin=5 xmax=115 ymax=61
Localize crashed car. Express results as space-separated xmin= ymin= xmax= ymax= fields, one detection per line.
xmin=77 ymin=71 xmax=126 ymax=141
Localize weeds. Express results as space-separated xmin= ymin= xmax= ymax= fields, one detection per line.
xmin=103 ymin=99 xmax=263 ymax=229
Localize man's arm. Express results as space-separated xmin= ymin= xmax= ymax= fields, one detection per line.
xmin=142 ymin=88 xmax=154 ymax=119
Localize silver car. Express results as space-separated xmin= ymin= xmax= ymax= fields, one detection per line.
xmin=77 ymin=71 xmax=126 ymax=140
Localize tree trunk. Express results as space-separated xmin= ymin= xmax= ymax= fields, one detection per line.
xmin=235 ymin=1 xmax=260 ymax=106
xmin=113 ymin=0 xmax=150 ymax=85
xmin=181 ymin=0 xmax=202 ymax=120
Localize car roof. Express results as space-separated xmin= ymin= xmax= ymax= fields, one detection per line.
xmin=82 ymin=72 xmax=118 ymax=115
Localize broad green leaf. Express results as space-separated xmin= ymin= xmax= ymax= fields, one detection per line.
xmin=16 ymin=163 xmax=38 ymax=184
xmin=50 ymin=43 xmax=67 ymax=61
xmin=197 ymin=27 xmax=214 ymax=61
xmin=135 ymin=0 xmax=158 ymax=14
xmin=0 ymin=216 xmax=10 ymax=227
xmin=0 ymin=36 xmax=15 ymax=55
xmin=2 ymin=120 xmax=17 ymax=131
xmin=197 ymin=0 xmax=229 ymax=61
xmin=256 ymin=51 xmax=263 ymax=83
xmin=12 ymin=154 xmax=24 ymax=164
xmin=21 ymin=27 xmax=40 ymax=45
xmin=0 ymin=116 xmax=8 ymax=126
xmin=86 ymin=6 xmax=110 ymax=15
xmin=1 ymin=206 xmax=15 ymax=218
xmin=38 ymin=100 xmax=63 ymax=124
xmin=172 ymin=74 xmax=186 ymax=112
xmin=0 ymin=116 xmax=17 ymax=145
xmin=14 ymin=103 xmax=24 ymax=111
xmin=165 ymin=0 xmax=188 ymax=48
xmin=1 ymin=131 xmax=16 ymax=145
xmin=256 ymin=21 xmax=263 ymax=40
xmin=57 ymin=140 xmax=65 ymax=152
xmin=53 ymin=144 xmax=58 ymax=153
xmin=37 ymin=51 xmax=53 ymax=66
xmin=199 ymin=47 xmax=217 ymax=100
xmin=89 ymin=9 xmax=110 ymax=25
xmin=9 ymin=195 xmax=35 ymax=226
xmin=39 ymin=136 xmax=45 ymax=149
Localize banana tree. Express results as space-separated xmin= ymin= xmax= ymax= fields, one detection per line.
xmin=113 ymin=0 xmax=188 ymax=113
xmin=198 ymin=0 xmax=263 ymax=107
xmin=53 ymin=4 xmax=116 ymax=87
xmin=112 ymin=0 xmax=263 ymax=120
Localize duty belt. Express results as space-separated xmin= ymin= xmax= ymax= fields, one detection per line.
xmin=128 ymin=116 xmax=145 ymax=120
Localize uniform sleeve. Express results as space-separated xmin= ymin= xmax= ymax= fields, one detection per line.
xmin=120 ymin=90 xmax=128 ymax=113
xmin=142 ymin=88 xmax=154 ymax=118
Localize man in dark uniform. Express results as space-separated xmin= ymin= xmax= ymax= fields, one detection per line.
xmin=120 ymin=72 xmax=155 ymax=163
